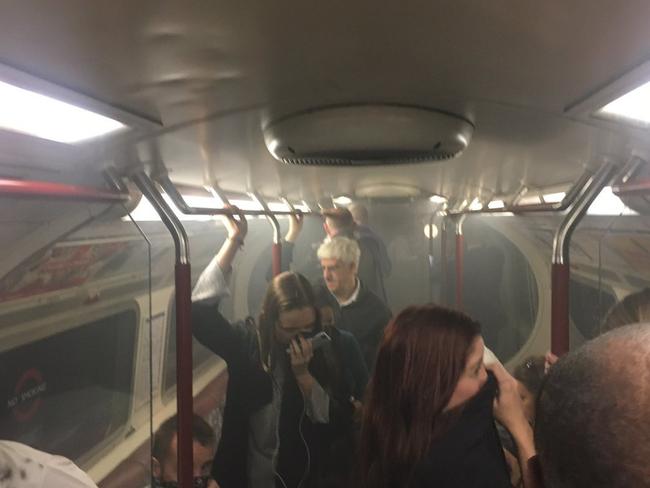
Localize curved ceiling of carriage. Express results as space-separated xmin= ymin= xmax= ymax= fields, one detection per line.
xmin=2 ymin=1 xmax=650 ymax=206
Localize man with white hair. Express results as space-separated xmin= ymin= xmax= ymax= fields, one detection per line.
xmin=317 ymin=237 xmax=391 ymax=371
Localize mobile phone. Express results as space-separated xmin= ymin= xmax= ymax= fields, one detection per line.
xmin=309 ymin=331 xmax=331 ymax=351
xmin=286 ymin=331 xmax=332 ymax=354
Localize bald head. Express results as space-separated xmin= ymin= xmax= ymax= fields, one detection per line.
xmin=535 ymin=323 xmax=650 ymax=488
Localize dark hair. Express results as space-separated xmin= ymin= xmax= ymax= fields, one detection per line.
xmin=152 ymin=414 xmax=216 ymax=465
xmin=322 ymin=207 xmax=356 ymax=236
xmin=359 ymin=304 xmax=481 ymax=488
xmin=258 ymin=271 xmax=322 ymax=369
xmin=535 ymin=324 xmax=650 ymax=487
xmin=513 ymin=355 xmax=545 ymax=397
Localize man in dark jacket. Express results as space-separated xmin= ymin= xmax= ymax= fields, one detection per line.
xmin=316 ymin=236 xmax=391 ymax=372
xmin=321 ymin=207 xmax=389 ymax=304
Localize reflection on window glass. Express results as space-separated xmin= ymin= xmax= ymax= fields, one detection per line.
xmin=570 ymin=278 xmax=617 ymax=340
xmin=446 ymin=220 xmax=539 ymax=362
xmin=0 ymin=309 xmax=137 ymax=462
xmin=163 ymin=303 xmax=216 ymax=396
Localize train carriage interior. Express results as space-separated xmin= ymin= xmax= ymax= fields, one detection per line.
xmin=2 ymin=2 xmax=650 ymax=487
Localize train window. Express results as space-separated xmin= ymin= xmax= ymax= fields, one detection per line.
xmin=570 ymin=277 xmax=617 ymax=341
xmin=0 ymin=308 xmax=137 ymax=463
xmin=447 ymin=218 xmax=539 ymax=362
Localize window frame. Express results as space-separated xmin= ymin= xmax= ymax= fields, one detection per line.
xmin=0 ymin=298 xmax=141 ymax=469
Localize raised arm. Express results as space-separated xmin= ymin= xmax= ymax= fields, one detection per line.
xmin=216 ymin=207 xmax=247 ymax=274
xmin=192 ymin=210 xmax=250 ymax=367
xmin=266 ymin=212 xmax=304 ymax=279
xmin=487 ymin=361 xmax=539 ymax=488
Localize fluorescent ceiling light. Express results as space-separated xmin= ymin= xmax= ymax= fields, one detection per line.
xmin=231 ymin=198 xmax=264 ymax=211
xmin=588 ymin=186 xmax=637 ymax=215
xmin=183 ymin=195 xmax=223 ymax=209
xmin=423 ymin=223 xmax=439 ymax=239
xmin=126 ymin=196 xmax=217 ymax=222
xmin=268 ymin=201 xmax=290 ymax=212
xmin=468 ymin=198 xmax=483 ymax=211
xmin=332 ymin=195 xmax=352 ymax=205
xmin=517 ymin=194 xmax=542 ymax=206
xmin=487 ymin=199 xmax=505 ymax=210
xmin=597 ymin=80 xmax=650 ymax=125
xmin=0 ymin=80 xmax=125 ymax=143
xmin=300 ymin=200 xmax=312 ymax=212
xmin=429 ymin=195 xmax=447 ymax=204
xmin=542 ymin=192 xmax=566 ymax=204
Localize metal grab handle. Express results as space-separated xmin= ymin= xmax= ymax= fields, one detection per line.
xmin=132 ymin=171 xmax=194 ymax=488
xmin=550 ymin=161 xmax=618 ymax=356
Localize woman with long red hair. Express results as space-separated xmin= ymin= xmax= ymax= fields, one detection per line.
xmin=359 ymin=304 xmax=536 ymax=488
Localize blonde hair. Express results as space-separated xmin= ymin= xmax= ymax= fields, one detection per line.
xmin=317 ymin=236 xmax=361 ymax=267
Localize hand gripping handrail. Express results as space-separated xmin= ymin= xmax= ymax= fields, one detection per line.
xmin=250 ymin=192 xmax=283 ymax=276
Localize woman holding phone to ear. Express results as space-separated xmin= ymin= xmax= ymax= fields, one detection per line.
xmin=191 ymin=213 xmax=367 ymax=488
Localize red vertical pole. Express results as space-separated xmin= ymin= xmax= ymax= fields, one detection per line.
xmin=455 ymin=233 xmax=464 ymax=310
xmin=175 ymin=263 xmax=194 ymax=488
xmin=551 ymin=263 xmax=570 ymax=356
xmin=440 ymin=223 xmax=448 ymax=305
xmin=272 ymin=242 xmax=282 ymax=277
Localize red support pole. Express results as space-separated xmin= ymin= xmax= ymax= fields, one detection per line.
xmin=440 ymin=224 xmax=448 ymax=304
xmin=455 ymin=233 xmax=464 ymax=310
xmin=175 ymin=263 xmax=194 ymax=488
xmin=551 ymin=263 xmax=570 ymax=356
xmin=272 ymin=242 xmax=282 ymax=277
xmin=0 ymin=178 xmax=128 ymax=202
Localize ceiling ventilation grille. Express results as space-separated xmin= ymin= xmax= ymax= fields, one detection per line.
xmin=263 ymin=104 xmax=473 ymax=166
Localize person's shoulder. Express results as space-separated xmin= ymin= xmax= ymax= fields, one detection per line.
xmin=312 ymin=280 xmax=337 ymax=306
xmin=357 ymin=283 xmax=391 ymax=312
xmin=336 ymin=328 xmax=359 ymax=347
xmin=0 ymin=441 xmax=98 ymax=487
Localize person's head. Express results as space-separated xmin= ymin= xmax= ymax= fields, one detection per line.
xmin=513 ymin=355 xmax=545 ymax=424
xmin=322 ymin=207 xmax=356 ymax=237
xmin=601 ymin=288 xmax=650 ymax=333
xmin=258 ymin=271 xmax=321 ymax=367
xmin=360 ymin=305 xmax=486 ymax=487
xmin=317 ymin=237 xmax=360 ymax=298
xmin=535 ymin=323 xmax=650 ymax=488
xmin=152 ymin=414 xmax=216 ymax=486
xmin=348 ymin=203 xmax=369 ymax=226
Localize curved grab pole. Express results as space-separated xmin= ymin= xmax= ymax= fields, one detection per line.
xmin=428 ymin=213 xmax=437 ymax=302
xmin=551 ymin=161 xmax=618 ymax=356
xmin=440 ymin=216 xmax=449 ymax=305
xmin=454 ymin=214 xmax=466 ymax=310
xmin=131 ymin=171 xmax=193 ymax=488
xmin=427 ymin=210 xmax=446 ymax=302
xmin=250 ymin=192 xmax=283 ymax=277
xmin=448 ymin=168 xmax=593 ymax=216
xmin=206 ymin=182 xmax=231 ymax=207
xmin=157 ymin=172 xmax=307 ymax=217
